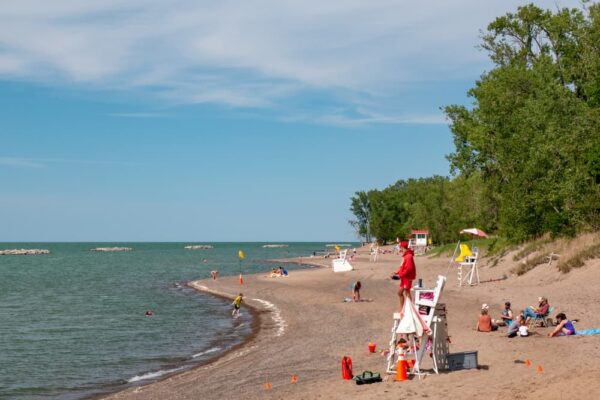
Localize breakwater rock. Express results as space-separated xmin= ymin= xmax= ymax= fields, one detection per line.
xmin=0 ymin=249 xmax=50 ymax=255
xmin=91 ymin=247 xmax=133 ymax=252
xmin=184 ymin=245 xmax=213 ymax=250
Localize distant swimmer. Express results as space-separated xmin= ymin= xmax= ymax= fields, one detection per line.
xmin=210 ymin=270 xmax=218 ymax=280
xmin=145 ymin=310 xmax=153 ymax=317
xmin=232 ymin=293 xmax=243 ymax=317
xmin=203 ymin=259 xmax=208 ymax=263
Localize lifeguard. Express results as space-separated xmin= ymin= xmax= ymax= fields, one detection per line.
xmin=392 ymin=241 xmax=416 ymax=311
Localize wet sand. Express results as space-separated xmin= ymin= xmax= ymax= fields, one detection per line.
xmin=103 ymin=247 xmax=600 ymax=400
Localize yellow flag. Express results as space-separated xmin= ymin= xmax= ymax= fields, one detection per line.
xmin=335 ymin=245 xmax=341 ymax=252
xmin=238 ymin=250 xmax=245 ymax=260
xmin=455 ymin=244 xmax=473 ymax=262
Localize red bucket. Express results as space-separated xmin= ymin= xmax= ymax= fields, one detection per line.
xmin=368 ymin=343 xmax=376 ymax=353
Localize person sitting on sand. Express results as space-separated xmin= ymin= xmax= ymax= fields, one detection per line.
xmin=508 ymin=314 xmax=525 ymax=338
xmin=352 ymin=281 xmax=362 ymax=302
xmin=496 ymin=301 xmax=514 ymax=327
xmin=232 ymin=293 xmax=243 ymax=317
xmin=277 ymin=266 xmax=288 ymax=277
xmin=269 ymin=267 xmax=281 ymax=278
xmin=518 ymin=317 xmax=529 ymax=337
xmin=477 ymin=304 xmax=498 ymax=332
xmin=548 ymin=313 xmax=576 ymax=337
xmin=391 ymin=241 xmax=416 ymax=311
xmin=523 ymin=297 xmax=550 ymax=323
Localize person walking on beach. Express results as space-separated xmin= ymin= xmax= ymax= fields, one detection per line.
xmin=352 ymin=281 xmax=362 ymax=302
xmin=392 ymin=241 xmax=416 ymax=312
xmin=232 ymin=293 xmax=243 ymax=317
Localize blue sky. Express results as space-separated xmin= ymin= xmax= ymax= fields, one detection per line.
xmin=0 ymin=0 xmax=580 ymax=241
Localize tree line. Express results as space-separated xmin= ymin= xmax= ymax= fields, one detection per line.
xmin=350 ymin=2 xmax=600 ymax=244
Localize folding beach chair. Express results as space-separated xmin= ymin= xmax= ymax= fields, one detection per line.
xmin=529 ymin=306 xmax=555 ymax=329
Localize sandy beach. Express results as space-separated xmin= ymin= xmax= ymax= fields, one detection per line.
xmin=103 ymin=247 xmax=600 ymax=400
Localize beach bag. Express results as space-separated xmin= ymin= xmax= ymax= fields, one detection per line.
xmin=353 ymin=371 xmax=382 ymax=385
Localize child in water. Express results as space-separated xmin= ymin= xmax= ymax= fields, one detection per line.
xmin=232 ymin=293 xmax=243 ymax=317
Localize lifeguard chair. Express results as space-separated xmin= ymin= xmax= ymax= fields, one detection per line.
xmin=332 ymin=249 xmax=353 ymax=272
xmin=386 ymin=275 xmax=449 ymax=376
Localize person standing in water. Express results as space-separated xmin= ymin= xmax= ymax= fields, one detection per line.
xmin=392 ymin=241 xmax=416 ymax=312
xmin=232 ymin=293 xmax=243 ymax=317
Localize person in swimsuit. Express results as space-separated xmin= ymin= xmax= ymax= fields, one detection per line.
xmin=232 ymin=293 xmax=243 ymax=317
xmin=548 ymin=313 xmax=576 ymax=337
xmin=352 ymin=281 xmax=362 ymax=302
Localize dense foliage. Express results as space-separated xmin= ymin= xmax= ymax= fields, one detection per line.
xmin=350 ymin=3 xmax=600 ymax=244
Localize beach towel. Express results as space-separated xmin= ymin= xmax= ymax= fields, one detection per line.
xmin=576 ymin=328 xmax=600 ymax=336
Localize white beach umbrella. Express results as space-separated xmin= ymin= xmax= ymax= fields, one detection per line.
xmin=396 ymin=299 xmax=430 ymax=337
xmin=459 ymin=228 xmax=488 ymax=238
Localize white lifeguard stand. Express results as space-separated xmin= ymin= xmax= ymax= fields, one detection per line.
xmin=447 ymin=228 xmax=488 ymax=287
xmin=386 ymin=275 xmax=449 ymax=376
xmin=332 ymin=249 xmax=353 ymax=272
xmin=457 ymin=247 xmax=480 ymax=287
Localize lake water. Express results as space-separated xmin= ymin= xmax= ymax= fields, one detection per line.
xmin=0 ymin=242 xmax=350 ymax=399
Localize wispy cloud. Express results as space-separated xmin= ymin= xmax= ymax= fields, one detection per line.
xmin=0 ymin=0 xmax=581 ymax=121
xmin=316 ymin=112 xmax=448 ymax=127
xmin=0 ymin=157 xmax=46 ymax=168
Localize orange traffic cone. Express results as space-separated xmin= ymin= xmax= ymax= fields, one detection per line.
xmin=239 ymin=274 xmax=244 ymax=285
xmin=396 ymin=353 xmax=408 ymax=381
xmin=525 ymin=359 xmax=532 ymax=367
xmin=265 ymin=382 xmax=271 ymax=391
xmin=291 ymin=374 xmax=298 ymax=383
xmin=537 ymin=365 xmax=543 ymax=374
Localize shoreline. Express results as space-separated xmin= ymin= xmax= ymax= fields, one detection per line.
xmin=88 ymin=286 xmax=261 ymax=400
xmin=98 ymin=259 xmax=327 ymax=400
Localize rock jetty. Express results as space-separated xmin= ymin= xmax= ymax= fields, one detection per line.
xmin=184 ymin=245 xmax=213 ymax=250
xmin=0 ymin=249 xmax=50 ymax=255
xmin=91 ymin=247 xmax=133 ymax=252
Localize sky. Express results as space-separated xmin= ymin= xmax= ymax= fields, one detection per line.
xmin=0 ymin=0 xmax=582 ymax=242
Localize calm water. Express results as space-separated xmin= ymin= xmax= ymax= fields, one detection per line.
xmin=0 ymin=242 xmax=348 ymax=400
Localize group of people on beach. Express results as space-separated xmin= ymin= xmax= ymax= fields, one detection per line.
xmin=476 ymin=297 xmax=576 ymax=337
xmin=269 ymin=266 xmax=288 ymax=278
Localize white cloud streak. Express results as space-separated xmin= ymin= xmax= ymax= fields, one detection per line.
xmin=0 ymin=157 xmax=46 ymax=168
xmin=0 ymin=0 xmax=582 ymax=123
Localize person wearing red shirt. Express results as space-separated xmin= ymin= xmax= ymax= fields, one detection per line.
xmin=392 ymin=241 xmax=416 ymax=311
